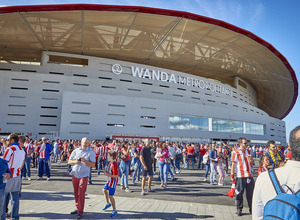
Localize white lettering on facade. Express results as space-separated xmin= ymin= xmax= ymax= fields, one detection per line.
xmin=130 ymin=66 xmax=233 ymax=97
xmin=143 ymin=68 xmax=151 ymax=79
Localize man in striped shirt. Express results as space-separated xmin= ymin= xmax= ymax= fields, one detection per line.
xmin=97 ymin=143 xmax=107 ymax=175
xmin=22 ymin=138 xmax=34 ymax=181
xmin=1 ymin=133 xmax=25 ymax=220
xmin=231 ymin=137 xmax=254 ymax=216
xmin=37 ymin=137 xmax=52 ymax=181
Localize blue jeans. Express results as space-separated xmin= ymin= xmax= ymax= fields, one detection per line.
xmin=132 ymin=159 xmax=141 ymax=183
xmin=38 ymin=158 xmax=50 ymax=178
xmin=22 ymin=157 xmax=31 ymax=178
xmin=0 ymin=188 xmax=5 ymax=219
xmin=187 ymin=156 xmax=195 ymax=169
xmin=175 ymin=159 xmax=181 ymax=171
xmin=97 ymin=158 xmax=107 ymax=175
xmin=205 ymin=164 xmax=210 ymax=178
xmin=1 ymin=191 xmax=20 ymax=220
xmin=210 ymin=162 xmax=217 ymax=183
xmin=165 ymin=163 xmax=174 ymax=181
xmin=170 ymin=159 xmax=176 ymax=174
xmin=120 ymin=160 xmax=130 ymax=188
xmin=157 ymin=161 xmax=165 ymax=183
xmin=53 ymin=151 xmax=58 ymax=163
xmin=89 ymin=167 xmax=92 ymax=183
xmin=198 ymin=155 xmax=204 ymax=169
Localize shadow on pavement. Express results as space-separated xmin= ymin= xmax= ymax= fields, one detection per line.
xmin=21 ymin=191 xmax=74 ymax=201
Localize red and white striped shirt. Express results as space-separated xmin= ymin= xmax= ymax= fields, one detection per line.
xmin=25 ymin=142 xmax=33 ymax=157
xmin=99 ymin=145 xmax=107 ymax=159
xmin=217 ymin=147 xmax=228 ymax=158
xmin=106 ymin=161 xmax=119 ymax=188
xmin=39 ymin=144 xmax=47 ymax=159
xmin=231 ymin=148 xmax=253 ymax=178
xmin=257 ymin=166 xmax=268 ymax=176
xmin=3 ymin=143 xmax=25 ymax=178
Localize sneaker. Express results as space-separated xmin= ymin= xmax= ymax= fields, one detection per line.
xmin=171 ymin=178 xmax=178 ymax=181
xmin=178 ymin=170 xmax=182 ymax=173
xmin=213 ymin=181 xmax=218 ymax=185
xmin=125 ymin=188 xmax=131 ymax=193
xmin=209 ymin=182 xmax=214 ymax=185
xmin=132 ymin=181 xmax=136 ymax=185
xmin=236 ymin=209 xmax=242 ymax=216
xmin=218 ymin=183 xmax=223 ymax=186
xmin=47 ymin=178 xmax=50 ymax=181
xmin=141 ymin=191 xmax=145 ymax=196
xmin=120 ymin=186 xmax=125 ymax=190
xmin=70 ymin=210 xmax=78 ymax=215
xmin=28 ymin=177 xmax=31 ymax=181
xmin=37 ymin=177 xmax=43 ymax=180
xmin=110 ymin=210 xmax=117 ymax=217
xmin=147 ymin=189 xmax=155 ymax=193
xmin=22 ymin=177 xmax=26 ymax=180
xmin=102 ymin=203 xmax=111 ymax=211
xmin=203 ymin=178 xmax=207 ymax=181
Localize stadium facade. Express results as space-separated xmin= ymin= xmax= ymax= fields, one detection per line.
xmin=0 ymin=4 xmax=298 ymax=144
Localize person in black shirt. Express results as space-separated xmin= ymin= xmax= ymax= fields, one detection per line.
xmin=140 ymin=139 xmax=154 ymax=195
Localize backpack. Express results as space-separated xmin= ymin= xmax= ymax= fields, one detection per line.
xmin=263 ymin=169 xmax=300 ymax=220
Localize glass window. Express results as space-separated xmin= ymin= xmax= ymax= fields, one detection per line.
xmin=169 ymin=115 xmax=208 ymax=131
xmin=212 ymin=119 xmax=243 ymax=133
xmin=245 ymin=122 xmax=265 ymax=135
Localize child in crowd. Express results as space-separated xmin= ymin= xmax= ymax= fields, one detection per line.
xmin=257 ymin=155 xmax=270 ymax=176
xmin=216 ymin=152 xmax=225 ymax=186
xmin=102 ymin=150 xmax=119 ymax=218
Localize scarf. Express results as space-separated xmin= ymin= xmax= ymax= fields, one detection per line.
xmin=270 ymin=151 xmax=282 ymax=163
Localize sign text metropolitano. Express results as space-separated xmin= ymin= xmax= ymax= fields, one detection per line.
xmin=112 ymin=64 xmax=233 ymax=97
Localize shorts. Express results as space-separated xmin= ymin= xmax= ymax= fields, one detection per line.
xmin=142 ymin=165 xmax=153 ymax=177
xmin=103 ymin=183 xmax=116 ymax=196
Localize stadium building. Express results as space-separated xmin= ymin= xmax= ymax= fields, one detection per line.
xmin=0 ymin=4 xmax=298 ymax=143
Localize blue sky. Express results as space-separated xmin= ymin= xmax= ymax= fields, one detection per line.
xmin=2 ymin=0 xmax=300 ymax=140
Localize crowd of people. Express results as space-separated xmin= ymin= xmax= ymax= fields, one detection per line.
xmin=0 ymin=126 xmax=299 ymax=220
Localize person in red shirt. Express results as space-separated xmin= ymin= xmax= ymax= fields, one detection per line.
xmin=186 ymin=144 xmax=195 ymax=169
xmin=198 ymin=144 xmax=206 ymax=170
xmin=257 ymin=155 xmax=270 ymax=176
xmin=285 ymin=150 xmax=293 ymax=161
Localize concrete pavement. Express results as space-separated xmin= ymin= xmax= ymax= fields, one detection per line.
xmin=15 ymin=160 xmax=257 ymax=219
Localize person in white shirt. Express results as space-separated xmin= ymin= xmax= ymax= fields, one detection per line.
xmin=1 ymin=133 xmax=25 ymax=220
xmin=252 ymin=126 xmax=300 ymax=220
xmin=168 ymin=144 xmax=176 ymax=174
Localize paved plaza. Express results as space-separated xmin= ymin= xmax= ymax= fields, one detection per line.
xmin=16 ymin=160 xmax=257 ymax=220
